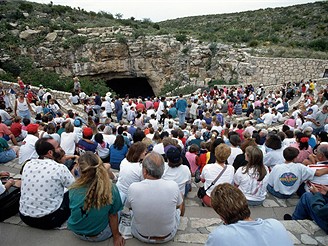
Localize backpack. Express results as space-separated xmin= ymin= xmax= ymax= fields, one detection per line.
xmin=0 ymin=187 xmax=21 ymax=222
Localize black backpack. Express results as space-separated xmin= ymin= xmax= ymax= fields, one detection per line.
xmin=0 ymin=187 xmax=21 ymax=222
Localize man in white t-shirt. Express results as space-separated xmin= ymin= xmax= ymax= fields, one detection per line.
xmin=126 ymin=152 xmax=182 ymax=243
xmin=256 ymin=109 xmax=273 ymax=125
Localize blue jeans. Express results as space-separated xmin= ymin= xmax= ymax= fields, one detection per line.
xmin=74 ymin=224 xmax=112 ymax=242
xmin=116 ymin=111 xmax=123 ymax=122
xmin=292 ymin=192 xmax=328 ymax=233
xmin=0 ymin=149 xmax=16 ymax=163
xmin=267 ymin=184 xmax=293 ymax=199
xmin=18 ymin=110 xmax=31 ymax=120
xmin=178 ymin=111 xmax=186 ymax=126
xmin=257 ymin=118 xmax=264 ymax=124
xmin=247 ymin=200 xmax=263 ymax=206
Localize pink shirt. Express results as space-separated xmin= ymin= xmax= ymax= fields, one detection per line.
xmin=290 ymin=143 xmax=312 ymax=163
xmin=284 ymin=119 xmax=296 ymax=128
xmin=185 ymin=152 xmax=198 ymax=175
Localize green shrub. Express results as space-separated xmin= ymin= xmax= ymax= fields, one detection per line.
xmin=249 ymin=40 xmax=259 ymax=47
xmin=209 ymin=43 xmax=217 ymax=56
xmin=308 ymin=38 xmax=328 ymax=52
xmin=116 ymin=34 xmax=128 ymax=44
xmin=175 ymin=34 xmax=188 ymax=43
xmin=63 ymin=35 xmax=88 ymax=49
xmin=19 ymin=2 xmax=34 ymax=13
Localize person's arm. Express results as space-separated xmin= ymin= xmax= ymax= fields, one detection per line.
xmin=26 ymin=100 xmax=33 ymax=112
xmin=315 ymin=167 xmax=328 ymax=176
xmin=14 ymin=100 xmax=17 ymax=116
xmin=108 ymin=213 xmax=125 ymax=246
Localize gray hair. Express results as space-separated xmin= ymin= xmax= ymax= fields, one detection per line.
xmin=317 ymin=144 xmax=328 ymax=159
xmin=142 ymin=152 xmax=164 ymax=179
xmin=103 ymin=126 xmax=112 ymax=135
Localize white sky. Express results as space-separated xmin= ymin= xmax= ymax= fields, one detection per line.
xmin=29 ymin=0 xmax=319 ymax=22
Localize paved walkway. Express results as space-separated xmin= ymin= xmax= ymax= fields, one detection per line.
xmin=1 ymin=158 xmax=327 ymax=246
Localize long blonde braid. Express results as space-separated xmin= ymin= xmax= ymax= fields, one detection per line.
xmin=70 ymin=152 xmax=112 ymax=211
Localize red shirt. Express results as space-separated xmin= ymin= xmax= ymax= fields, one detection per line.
xmin=153 ymin=101 xmax=159 ymax=110
xmin=0 ymin=123 xmax=12 ymax=137
xmin=136 ymin=103 xmax=145 ymax=112
xmin=10 ymin=122 xmax=22 ymax=137
xmin=18 ymin=80 xmax=25 ymax=90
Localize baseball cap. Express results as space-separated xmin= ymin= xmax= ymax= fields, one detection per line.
xmin=83 ymin=127 xmax=93 ymax=137
xmin=166 ymin=146 xmax=181 ymax=163
xmin=27 ymin=123 xmax=39 ymax=134
xmin=74 ymin=118 xmax=82 ymax=127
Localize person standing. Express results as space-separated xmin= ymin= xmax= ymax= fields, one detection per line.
xmin=73 ymin=77 xmax=81 ymax=92
xmin=14 ymin=92 xmax=33 ymax=120
xmin=114 ymin=96 xmax=123 ymax=122
xmin=175 ymin=94 xmax=187 ymax=126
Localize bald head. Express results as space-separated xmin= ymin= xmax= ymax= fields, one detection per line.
xmin=142 ymin=152 xmax=165 ymax=179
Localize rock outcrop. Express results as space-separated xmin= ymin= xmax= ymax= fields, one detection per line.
xmin=9 ymin=26 xmax=328 ymax=95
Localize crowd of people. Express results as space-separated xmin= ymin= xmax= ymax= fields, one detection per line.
xmin=0 ymin=76 xmax=328 ymax=245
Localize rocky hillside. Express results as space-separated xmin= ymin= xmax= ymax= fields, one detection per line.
xmin=160 ymin=1 xmax=328 ymax=52
xmin=0 ymin=1 xmax=327 ymax=96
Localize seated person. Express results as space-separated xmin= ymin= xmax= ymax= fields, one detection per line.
xmin=0 ymin=115 xmax=17 ymax=145
xmin=0 ymin=171 xmax=21 ymax=222
xmin=0 ymin=137 xmax=19 ymax=164
xmin=284 ymin=182 xmax=328 ymax=234
xmin=19 ymin=137 xmax=75 ymax=229
xmin=77 ymin=127 xmax=97 ymax=155
xmin=162 ymin=146 xmax=192 ymax=216
xmin=267 ymin=147 xmax=328 ymax=199
xmin=200 ymin=144 xmax=235 ymax=207
xmin=206 ymin=183 xmax=293 ymax=246
xmin=305 ymin=144 xmax=328 ymax=192
xmin=68 ymin=152 xmax=124 ymax=244
xmin=126 ymin=152 xmax=182 ymax=243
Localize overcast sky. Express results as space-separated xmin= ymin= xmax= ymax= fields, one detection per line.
xmin=29 ymin=0 xmax=319 ymax=22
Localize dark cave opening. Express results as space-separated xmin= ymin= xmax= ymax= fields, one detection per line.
xmin=106 ymin=77 xmax=155 ymax=98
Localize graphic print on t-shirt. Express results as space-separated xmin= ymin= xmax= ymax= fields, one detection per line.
xmin=279 ymin=172 xmax=298 ymax=186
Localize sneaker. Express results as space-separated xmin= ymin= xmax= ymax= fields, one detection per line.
xmin=283 ymin=214 xmax=293 ymax=220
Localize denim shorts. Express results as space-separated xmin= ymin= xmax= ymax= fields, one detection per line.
xmin=0 ymin=149 xmax=16 ymax=163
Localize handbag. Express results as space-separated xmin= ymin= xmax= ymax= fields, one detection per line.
xmin=197 ymin=165 xmax=227 ymax=199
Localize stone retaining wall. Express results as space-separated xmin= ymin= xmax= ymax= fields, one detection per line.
xmin=239 ymin=57 xmax=328 ymax=85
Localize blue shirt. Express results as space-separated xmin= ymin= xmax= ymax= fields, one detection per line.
xmin=176 ymin=98 xmax=187 ymax=113
xmin=169 ymin=107 xmax=178 ymax=118
xmin=206 ymin=218 xmax=293 ymax=246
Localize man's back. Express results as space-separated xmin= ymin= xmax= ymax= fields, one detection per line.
xmin=126 ymin=179 xmax=182 ymax=236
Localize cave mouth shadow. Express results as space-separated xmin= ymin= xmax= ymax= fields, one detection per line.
xmin=106 ymin=77 xmax=155 ymax=98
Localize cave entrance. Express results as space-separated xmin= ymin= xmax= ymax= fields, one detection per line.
xmin=107 ymin=77 xmax=155 ymax=98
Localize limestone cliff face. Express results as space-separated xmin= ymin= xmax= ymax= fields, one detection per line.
xmin=14 ymin=26 xmax=328 ymax=95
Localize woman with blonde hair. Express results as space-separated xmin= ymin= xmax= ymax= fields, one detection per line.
xmin=234 ymin=146 xmax=269 ymax=206
xmin=68 ymin=152 xmax=124 ymax=245
xmin=200 ymin=144 xmax=235 ymax=207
